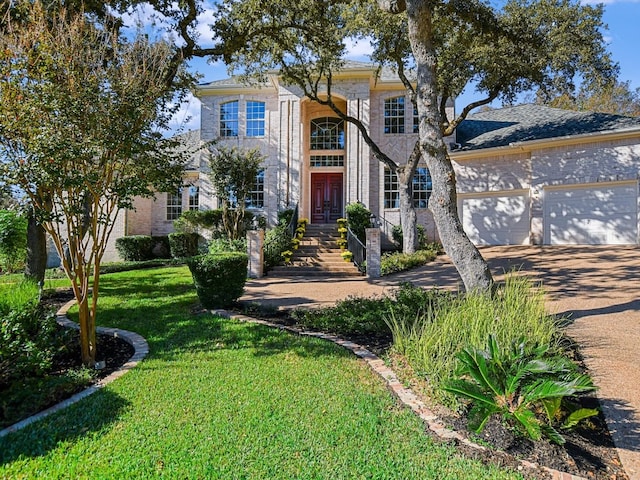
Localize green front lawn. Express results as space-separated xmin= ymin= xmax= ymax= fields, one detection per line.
xmin=0 ymin=267 xmax=521 ymax=479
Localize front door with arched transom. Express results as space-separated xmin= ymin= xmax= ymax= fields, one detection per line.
xmin=311 ymin=173 xmax=343 ymax=224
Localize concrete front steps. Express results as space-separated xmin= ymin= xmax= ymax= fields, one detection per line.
xmin=268 ymin=223 xmax=362 ymax=278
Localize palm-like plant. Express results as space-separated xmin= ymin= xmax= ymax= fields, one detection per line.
xmin=443 ymin=335 xmax=598 ymax=444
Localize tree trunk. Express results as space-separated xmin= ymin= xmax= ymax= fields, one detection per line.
xmin=397 ymin=165 xmax=418 ymax=253
xmin=406 ymin=0 xmax=493 ymax=293
xmin=77 ymin=292 xmax=97 ymax=367
xmin=24 ymin=207 xmax=47 ymax=285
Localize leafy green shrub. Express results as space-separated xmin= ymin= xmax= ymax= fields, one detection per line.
xmin=385 ymin=275 xmax=561 ymax=405
xmin=187 ymin=253 xmax=248 ymax=308
xmin=173 ymin=209 xmax=224 ymax=235
xmin=443 ymin=335 xmax=598 ymax=444
xmin=264 ymin=224 xmax=291 ymax=269
xmin=115 ymin=235 xmax=155 ymax=261
xmin=0 ymin=210 xmax=27 ymax=273
xmin=208 ymin=237 xmax=247 ymax=254
xmin=290 ymin=283 xmax=440 ymax=339
xmin=0 ymin=281 xmax=57 ymax=387
xmin=169 ymin=232 xmax=200 ymax=258
xmin=277 ymin=208 xmax=295 ymax=226
xmin=151 ymin=236 xmax=171 ymax=259
xmin=380 ymin=249 xmax=437 ymax=275
xmin=345 ymin=202 xmax=372 ymax=243
xmin=391 ymin=224 xmax=431 ymax=250
xmin=1 ymin=367 xmax=93 ymax=428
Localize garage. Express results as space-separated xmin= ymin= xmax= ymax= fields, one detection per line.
xmin=459 ymin=190 xmax=531 ymax=246
xmin=544 ymin=182 xmax=638 ymax=245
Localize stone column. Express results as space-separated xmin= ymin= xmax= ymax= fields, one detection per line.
xmin=247 ymin=229 xmax=264 ymax=278
xmin=366 ymin=227 xmax=381 ymax=278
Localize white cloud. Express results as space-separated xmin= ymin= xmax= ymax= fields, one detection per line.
xmin=344 ymin=37 xmax=374 ymax=61
xmin=167 ymin=93 xmax=201 ymax=135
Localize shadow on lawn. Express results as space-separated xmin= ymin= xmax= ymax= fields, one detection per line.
xmin=0 ymin=390 xmax=129 ymax=465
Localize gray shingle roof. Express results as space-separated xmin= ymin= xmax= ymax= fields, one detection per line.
xmin=456 ymin=104 xmax=640 ymax=150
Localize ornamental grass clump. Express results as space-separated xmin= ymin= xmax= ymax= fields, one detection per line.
xmin=385 ymin=275 xmax=561 ymax=405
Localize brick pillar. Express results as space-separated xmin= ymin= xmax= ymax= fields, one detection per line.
xmin=366 ymin=228 xmax=381 ymax=278
xmin=247 ymin=229 xmax=264 ymax=278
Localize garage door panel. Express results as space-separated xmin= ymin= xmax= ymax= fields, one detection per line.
xmin=544 ymin=183 xmax=638 ymax=245
xmin=461 ymin=193 xmax=530 ymax=246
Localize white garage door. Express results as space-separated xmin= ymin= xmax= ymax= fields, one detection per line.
xmin=544 ymin=182 xmax=638 ymax=245
xmin=460 ymin=190 xmax=531 ymax=246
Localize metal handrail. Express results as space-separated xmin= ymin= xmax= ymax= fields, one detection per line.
xmin=347 ymin=227 xmax=366 ymax=273
xmin=287 ymin=204 xmax=299 ymax=239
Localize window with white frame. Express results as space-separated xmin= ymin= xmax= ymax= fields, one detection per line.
xmin=245 ymin=169 xmax=264 ymax=209
xmin=220 ymin=100 xmax=239 ymax=137
xmin=384 ymin=167 xmax=432 ymax=209
xmin=310 ymin=117 xmax=345 ymax=150
xmin=188 ymin=186 xmax=199 ymax=210
xmin=384 ymin=96 xmax=405 ymax=134
xmin=384 ymin=168 xmax=400 ymax=209
xmin=246 ymin=101 xmax=265 ymax=137
xmin=412 ymin=167 xmax=432 ymax=208
xmin=166 ymin=189 xmax=183 ymax=220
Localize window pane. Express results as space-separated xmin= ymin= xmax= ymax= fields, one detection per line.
xmin=412 ymin=167 xmax=432 ymax=209
xmin=220 ymin=101 xmax=239 ymax=137
xmin=245 ymin=169 xmax=265 ymax=209
xmin=309 ymin=155 xmax=344 ymax=167
xmin=384 ymin=97 xmax=405 ymax=134
xmin=384 ymin=168 xmax=400 ymax=209
xmin=310 ymin=117 xmax=345 ymax=150
xmin=188 ymin=186 xmax=199 ymax=210
xmin=413 ymin=105 xmax=419 ymax=134
xmin=166 ymin=189 xmax=183 ymax=220
xmin=246 ymin=101 xmax=265 ymax=137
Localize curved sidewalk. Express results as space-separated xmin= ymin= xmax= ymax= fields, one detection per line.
xmin=240 ymin=245 xmax=640 ymax=480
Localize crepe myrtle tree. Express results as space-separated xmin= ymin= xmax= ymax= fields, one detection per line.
xmin=0 ymin=1 xmax=194 ymax=366
xmin=212 ymin=0 xmax=617 ymax=292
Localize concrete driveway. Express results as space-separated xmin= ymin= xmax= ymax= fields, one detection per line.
xmin=241 ymin=245 xmax=640 ymax=478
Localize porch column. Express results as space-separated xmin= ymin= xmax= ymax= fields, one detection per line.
xmin=366 ymin=227 xmax=381 ymax=278
xmin=247 ymin=229 xmax=264 ymax=278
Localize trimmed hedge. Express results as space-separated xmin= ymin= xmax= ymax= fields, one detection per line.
xmin=168 ymin=232 xmax=199 ymax=258
xmin=187 ymin=252 xmax=248 ymax=308
xmin=115 ymin=235 xmax=155 ymax=261
xmin=151 ymin=236 xmax=171 ymax=259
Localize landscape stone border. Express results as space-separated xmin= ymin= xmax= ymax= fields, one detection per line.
xmin=214 ymin=309 xmax=587 ymax=480
xmin=0 ymin=298 xmax=149 ymax=438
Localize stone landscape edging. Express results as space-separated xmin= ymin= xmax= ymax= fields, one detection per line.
xmin=213 ymin=308 xmax=588 ymax=480
xmin=0 ymin=298 xmax=149 ymax=438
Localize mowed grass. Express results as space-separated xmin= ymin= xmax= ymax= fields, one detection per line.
xmin=0 ymin=267 xmax=522 ymax=479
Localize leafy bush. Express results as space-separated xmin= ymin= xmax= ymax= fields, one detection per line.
xmin=115 ymin=235 xmax=155 ymax=261
xmin=0 ymin=281 xmax=57 ymax=387
xmin=380 ymin=249 xmax=437 ymax=275
xmin=151 ymin=236 xmax=171 ymax=259
xmin=173 ymin=209 xmax=224 ymax=235
xmin=345 ymin=202 xmax=372 ymax=243
xmin=290 ymin=283 xmax=440 ymax=339
xmin=208 ymin=237 xmax=247 ymax=254
xmin=264 ymin=224 xmax=291 ymax=269
xmin=169 ymin=232 xmax=200 ymax=258
xmin=277 ymin=208 xmax=295 ymax=226
xmin=0 ymin=210 xmax=27 ymax=273
xmin=187 ymin=253 xmax=248 ymax=308
xmin=443 ymin=335 xmax=598 ymax=444
xmin=391 ymin=224 xmax=431 ymax=250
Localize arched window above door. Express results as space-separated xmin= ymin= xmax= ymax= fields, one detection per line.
xmin=310 ymin=117 xmax=345 ymax=150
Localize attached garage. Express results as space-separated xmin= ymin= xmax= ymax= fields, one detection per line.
xmin=543 ymin=182 xmax=638 ymax=245
xmin=459 ymin=190 xmax=531 ymax=246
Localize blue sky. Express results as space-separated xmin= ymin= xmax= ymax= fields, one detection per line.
xmin=159 ymin=0 xmax=640 ymax=133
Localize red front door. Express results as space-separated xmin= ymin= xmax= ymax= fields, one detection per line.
xmin=311 ymin=173 xmax=343 ymax=224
